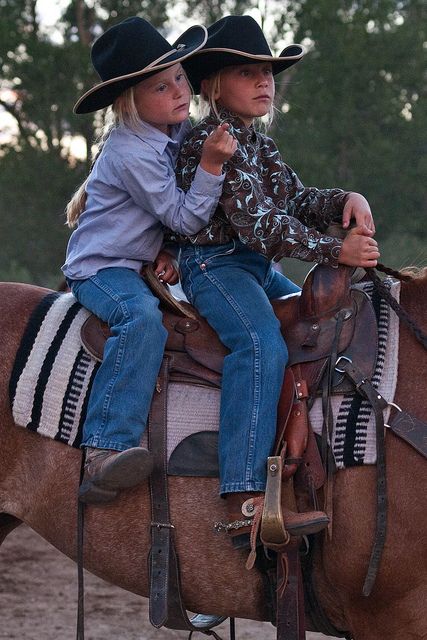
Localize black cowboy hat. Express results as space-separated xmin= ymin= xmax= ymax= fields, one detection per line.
xmin=182 ymin=15 xmax=304 ymax=94
xmin=74 ymin=17 xmax=207 ymax=114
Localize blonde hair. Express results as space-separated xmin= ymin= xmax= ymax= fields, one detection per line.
xmin=199 ymin=68 xmax=275 ymax=128
xmin=66 ymin=86 xmax=141 ymax=228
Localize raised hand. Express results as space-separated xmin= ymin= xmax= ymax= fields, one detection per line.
xmin=200 ymin=123 xmax=237 ymax=175
xmin=342 ymin=192 xmax=376 ymax=234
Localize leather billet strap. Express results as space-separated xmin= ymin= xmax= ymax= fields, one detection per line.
xmin=276 ymin=541 xmax=306 ymax=640
xmin=340 ymin=360 xmax=388 ymax=597
xmin=148 ymin=356 xmax=215 ymax=635
xmin=321 ymin=310 xmax=347 ymax=535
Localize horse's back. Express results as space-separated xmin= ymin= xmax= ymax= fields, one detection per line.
xmin=317 ymin=272 xmax=427 ymax=638
xmin=0 ymin=281 xmax=48 ymax=380
xmin=0 ymin=281 xmax=267 ymax=619
xmin=0 ymin=277 xmax=426 ymax=638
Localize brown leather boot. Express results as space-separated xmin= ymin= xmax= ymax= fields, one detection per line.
xmin=281 ymin=477 xmax=329 ymax=536
xmin=216 ymin=492 xmax=265 ymax=565
xmin=79 ymin=446 xmax=154 ymax=504
xmin=282 ymin=508 xmax=329 ymax=536
xmin=219 ymin=491 xmax=329 ymax=538
xmin=223 ymin=492 xmax=264 ymax=537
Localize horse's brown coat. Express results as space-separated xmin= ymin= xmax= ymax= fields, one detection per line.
xmin=0 ymin=277 xmax=426 ymax=638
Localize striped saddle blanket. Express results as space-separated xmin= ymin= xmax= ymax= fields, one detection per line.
xmin=10 ymin=292 xmax=97 ymax=447
xmin=9 ymin=281 xmax=400 ymax=470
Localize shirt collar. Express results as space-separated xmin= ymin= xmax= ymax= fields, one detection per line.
xmin=211 ymin=107 xmax=258 ymax=145
xmin=125 ymin=119 xmax=187 ymax=154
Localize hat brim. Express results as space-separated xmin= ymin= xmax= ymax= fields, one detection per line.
xmin=183 ymin=44 xmax=304 ymax=94
xmin=74 ymin=25 xmax=207 ymax=114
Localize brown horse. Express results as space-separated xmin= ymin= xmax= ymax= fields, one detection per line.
xmin=0 ymin=272 xmax=426 ymax=640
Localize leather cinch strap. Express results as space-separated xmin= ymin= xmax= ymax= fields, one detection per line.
xmin=148 ymin=356 xmax=220 ymax=636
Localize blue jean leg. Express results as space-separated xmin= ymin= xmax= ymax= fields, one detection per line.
xmin=69 ymin=268 xmax=167 ymax=451
xmin=180 ymin=242 xmax=300 ymax=494
xmin=264 ymin=264 xmax=302 ymax=301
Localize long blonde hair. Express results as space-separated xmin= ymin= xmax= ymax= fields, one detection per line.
xmin=199 ymin=69 xmax=274 ymax=127
xmin=65 ymin=87 xmax=141 ymax=228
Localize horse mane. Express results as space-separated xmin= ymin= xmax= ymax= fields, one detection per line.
xmin=365 ymin=263 xmax=427 ymax=350
xmin=374 ymin=263 xmax=427 ymax=282
xmin=399 ymin=265 xmax=427 ymax=280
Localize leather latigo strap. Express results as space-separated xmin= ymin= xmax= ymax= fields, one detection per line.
xmin=282 ymin=365 xmax=310 ymax=480
xmin=340 ymin=360 xmax=388 ymax=597
xmin=148 ymin=357 xmax=213 ymax=634
xmin=274 ymin=367 xmax=296 ymax=454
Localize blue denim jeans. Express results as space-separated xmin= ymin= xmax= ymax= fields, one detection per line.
xmin=179 ymin=240 xmax=300 ymax=494
xmin=68 ymin=267 xmax=167 ymax=451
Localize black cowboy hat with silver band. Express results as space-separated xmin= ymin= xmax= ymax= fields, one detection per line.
xmin=74 ymin=17 xmax=207 ymax=114
xmin=182 ymin=15 xmax=304 ymax=94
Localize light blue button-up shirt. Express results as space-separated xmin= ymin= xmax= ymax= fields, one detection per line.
xmin=62 ymin=119 xmax=224 ymax=280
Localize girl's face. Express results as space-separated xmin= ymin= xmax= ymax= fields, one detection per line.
xmin=206 ymin=62 xmax=275 ymax=127
xmin=133 ymin=63 xmax=191 ymax=133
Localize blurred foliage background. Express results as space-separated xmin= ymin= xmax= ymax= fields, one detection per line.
xmin=0 ymin=0 xmax=426 ymax=288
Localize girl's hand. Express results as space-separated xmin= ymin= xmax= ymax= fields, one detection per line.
xmin=200 ymin=123 xmax=237 ymax=176
xmin=338 ymin=226 xmax=380 ymax=268
xmin=342 ymin=192 xmax=376 ymax=234
xmin=153 ymin=250 xmax=179 ymax=285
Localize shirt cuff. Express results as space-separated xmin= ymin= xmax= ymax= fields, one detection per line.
xmin=192 ymin=165 xmax=225 ymax=194
xmin=331 ymin=190 xmax=351 ymax=213
xmin=316 ymin=236 xmax=343 ymax=268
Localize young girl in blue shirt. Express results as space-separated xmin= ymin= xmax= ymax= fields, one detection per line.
xmin=62 ymin=17 xmax=236 ymax=504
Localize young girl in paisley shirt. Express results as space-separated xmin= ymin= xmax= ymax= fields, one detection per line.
xmin=174 ymin=15 xmax=380 ymax=546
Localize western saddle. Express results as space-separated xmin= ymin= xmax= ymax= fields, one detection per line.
xmin=80 ymin=261 xmax=378 ymax=640
xmin=82 ymin=262 xmax=377 ymax=395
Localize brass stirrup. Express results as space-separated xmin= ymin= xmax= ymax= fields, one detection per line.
xmin=260 ymin=456 xmax=290 ymax=550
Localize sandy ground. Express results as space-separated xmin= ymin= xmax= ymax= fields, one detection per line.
xmin=0 ymin=525 xmax=335 ymax=640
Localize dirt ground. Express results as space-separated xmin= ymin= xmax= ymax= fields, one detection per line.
xmin=0 ymin=525 xmax=333 ymax=640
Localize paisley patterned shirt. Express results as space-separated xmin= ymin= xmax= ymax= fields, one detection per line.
xmin=173 ymin=109 xmax=350 ymax=266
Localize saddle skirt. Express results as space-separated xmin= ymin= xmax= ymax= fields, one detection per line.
xmin=9 ymin=267 xmax=400 ymax=471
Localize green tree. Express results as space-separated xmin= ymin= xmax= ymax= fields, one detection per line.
xmin=271 ymin=0 xmax=426 ymax=265
xmin=0 ymin=0 xmax=172 ymax=285
xmin=0 ymin=0 xmax=425 ymax=285
xmin=182 ymin=0 xmax=255 ymax=24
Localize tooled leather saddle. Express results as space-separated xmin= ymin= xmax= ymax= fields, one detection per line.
xmin=80 ymin=262 xmax=378 ymax=504
xmin=81 ymin=263 xmax=378 ymax=398
xmin=80 ymin=262 xmax=377 ymax=640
